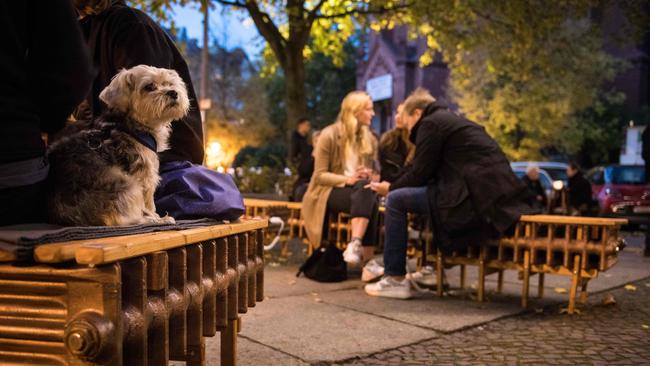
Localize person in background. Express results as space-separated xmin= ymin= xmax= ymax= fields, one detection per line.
xmin=289 ymin=117 xmax=314 ymax=202
xmin=0 ymin=0 xmax=93 ymax=225
xmin=641 ymin=126 xmax=650 ymax=256
xmin=566 ymin=163 xmax=593 ymax=216
xmin=301 ymin=91 xmax=380 ymax=267
xmin=522 ymin=165 xmax=547 ymax=212
xmin=73 ymin=0 xmax=204 ymax=165
xmin=366 ymin=88 xmax=537 ymax=299
xmin=379 ymin=103 xmax=415 ymax=183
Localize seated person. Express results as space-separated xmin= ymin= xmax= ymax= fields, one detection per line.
xmin=522 ymin=165 xmax=547 ymax=211
xmin=366 ymin=88 xmax=538 ymax=299
xmin=0 ymin=0 xmax=93 ymax=225
xmin=379 ymin=103 xmax=415 ymax=183
xmin=301 ymin=91 xmax=380 ymax=266
xmin=567 ymin=163 xmax=592 ymax=216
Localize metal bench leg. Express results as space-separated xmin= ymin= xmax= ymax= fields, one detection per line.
xmin=478 ymin=246 xmax=486 ymax=302
xmin=436 ymin=251 xmax=444 ymax=297
xmin=497 ymin=270 xmax=504 ymax=293
xmin=568 ymin=254 xmax=582 ymax=314
xmin=579 ymin=279 xmax=589 ymax=304
xmin=522 ymin=250 xmax=531 ymax=308
xmin=459 ymin=264 xmax=466 ymax=289
xmin=538 ymin=273 xmax=545 ymax=299
xmin=221 ymin=318 xmax=238 ymax=366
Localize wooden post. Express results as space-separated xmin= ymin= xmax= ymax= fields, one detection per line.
xmin=436 ymin=250 xmax=444 ymax=297
xmin=538 ymin=273 xmax=545 ymax=299
xmin=522 ymin=250 xmax=530 ymax=308
xmin=497 ymin=270 xmax=504 ymax=293
xmin=568 ymin=254 xmax=582 ymax=314
xmin=478 ymin=246 xmax=486 ymax=302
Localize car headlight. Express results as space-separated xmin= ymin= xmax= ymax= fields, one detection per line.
xmin=552 ymin=180 xmax=564 ymax=191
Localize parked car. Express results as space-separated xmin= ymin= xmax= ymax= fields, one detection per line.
xmin=585 ymin=164 xmax=650 ymax=223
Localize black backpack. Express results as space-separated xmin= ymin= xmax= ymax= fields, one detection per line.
xmin=296 ymin=244 xmax=347 ymax=282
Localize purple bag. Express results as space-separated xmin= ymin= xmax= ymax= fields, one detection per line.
xmin=154 ymin=161 xmax=244 ymax=221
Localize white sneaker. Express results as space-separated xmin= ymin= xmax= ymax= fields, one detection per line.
xmin=343 ymin=238 xmax=362 ymax=264
xmin=364 ymin=276 xmax=413 ymax=299
xmin=405 ymin=265 xmax=436 ymax=286
xmin=361 ymin=259 xmax=384 ymax=282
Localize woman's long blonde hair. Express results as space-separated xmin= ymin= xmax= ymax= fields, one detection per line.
xmin=336 ymin=91 xmax=375 ymax=160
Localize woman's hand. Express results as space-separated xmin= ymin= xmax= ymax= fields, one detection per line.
xmin=345 ymin=176 xmax=359 ymax=186
xmin=365 ymin=181 xmax=390 ymax=196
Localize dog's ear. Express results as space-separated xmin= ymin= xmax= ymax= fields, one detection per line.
xmin=99 ymin=68 xmax=135 ymax=112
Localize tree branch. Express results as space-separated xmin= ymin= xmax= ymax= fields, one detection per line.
xmin=314 ymin=2 xmax=412 ymax=20
xmin=213 ymin=0 xmax=246 ymax=7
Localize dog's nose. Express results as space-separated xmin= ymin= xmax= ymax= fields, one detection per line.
xmin=166 ymin=90 xmax=178 ymax=100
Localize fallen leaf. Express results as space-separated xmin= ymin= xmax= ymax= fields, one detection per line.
xmin=287 ymin=280 xmax=296 ymax=285
xmin=642 ymin=324 xmax=649 ymax=330
xmin=602 ymin=293 xmax=616 ymax=306
xmin=554 ymin=287 xmax=568 ymax=294
xmin=624 ymin=284 xmax=637 ymax=291
xmin=310 ymin=291 xmax=319 ymax=296
xmin=559 ymin=308 xmax=582 ymax=315
xmin=314 ymin=297 xmax=323 ymax=303
xmin=269 ymin=262 xmax=280 ymax=267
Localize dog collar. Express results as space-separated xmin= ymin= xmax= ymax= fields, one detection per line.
xmin=129 ymin=131 xmax=158 ymax=153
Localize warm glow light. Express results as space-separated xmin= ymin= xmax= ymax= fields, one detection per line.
xmin=205 ymin=141 xmax=226 ymax=169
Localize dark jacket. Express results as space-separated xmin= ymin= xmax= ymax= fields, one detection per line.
xmin=76 ymin=0 xmax=204 ymax=164
xmin=390 ymin=102 xmax=537 ymax=253
xmin=641 ymin=126 xmax=650 ymax=183
xmin=379 ymin=129 xmax=411 ymax=183
xmin=521 ymin=175 xmax=547 ymax=209
xmin=568 ymin=172 xmax=592 ymax=210
xmin=289 ymin=131 xmax=314 ymax=182
xmin=0 ymin=0 xmax=93 ymax=163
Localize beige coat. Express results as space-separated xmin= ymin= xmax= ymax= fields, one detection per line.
xmin=301 ymin=122 xmax=377 ymax=248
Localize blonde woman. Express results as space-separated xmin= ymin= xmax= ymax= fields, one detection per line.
xmin=301 ymin=91 xmax=380 ymax=269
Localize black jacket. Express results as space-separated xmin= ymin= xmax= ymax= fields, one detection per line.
xmin=77 ymin=0 xmax=204 ymax=164
xmin=0 ymin=0 xmax=93 ymax=163
xmin=522 ymin=175 xmax=547 ymax=209
xmin=289 ymin=131 xmax=314 ymax=182
xmin=379 ymin=129 xmax=411 ymax=183
xmin=568 ymin=172 xmax=592 ymax=209
xmin=391 ymin=102 xmax=537 ymax=253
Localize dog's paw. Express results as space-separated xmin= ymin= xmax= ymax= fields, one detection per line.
xmin=159 ymin=215 xmax=176 ymax=225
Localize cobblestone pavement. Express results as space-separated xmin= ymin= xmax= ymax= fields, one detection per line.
xmin=331 ymin=277 xmax=650 ymax=366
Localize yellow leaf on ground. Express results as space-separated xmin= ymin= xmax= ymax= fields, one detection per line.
xmin=642 ymin=324 xmax=649 ymax=329
xmin=554 ymin=287 xmax=568 ymax=294
xmin=624 ymin=284 xmax=637 ymax=291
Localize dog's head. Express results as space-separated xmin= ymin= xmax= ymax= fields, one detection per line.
xmin=99 ymin=65 xmax=190 ymax=128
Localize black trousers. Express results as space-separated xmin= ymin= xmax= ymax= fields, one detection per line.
xmin=323 ymin=180 xmax=379 ymax=247
xmin=0 ymin=180 xmax=47 ymax=225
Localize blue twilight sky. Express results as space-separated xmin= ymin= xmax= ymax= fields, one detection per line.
xmin=168 ymin=4 xmax=263 ymax=58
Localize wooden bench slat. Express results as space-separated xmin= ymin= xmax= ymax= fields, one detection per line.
xmin=519 ymin=215 xmax=627 ymax=226
xmin=75 ymin=219 xmax=268 ymax=265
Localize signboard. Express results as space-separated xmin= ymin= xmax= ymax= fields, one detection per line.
xmin=366 ymin=74 xmax=393 ymax=101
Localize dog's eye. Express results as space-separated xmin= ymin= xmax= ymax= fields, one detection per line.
xmin=143 ymin=83 xmax=156 ymax=92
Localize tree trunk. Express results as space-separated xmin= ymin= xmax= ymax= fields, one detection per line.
xmin=283 ymin=44 xmax=308 ymax=134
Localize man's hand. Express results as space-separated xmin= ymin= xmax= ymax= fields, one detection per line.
xmin=365 ymin=181 xmax=390 ymax=196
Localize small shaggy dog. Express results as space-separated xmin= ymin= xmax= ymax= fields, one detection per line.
xmin=47 ymin=65 xmax=190 ymax=226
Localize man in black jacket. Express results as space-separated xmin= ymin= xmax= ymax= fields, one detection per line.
xmin=0 ymin=0 xmax=93 ymax=225
xmin=566 ymin=163 xmax=592 ymax=216
xmin=74 ymin=0 xmax=204 ymax=165
xmin=366 ymin=88 xmax=536 ymax=299
xmin=289 ymin=117 xmax=313 ymax=201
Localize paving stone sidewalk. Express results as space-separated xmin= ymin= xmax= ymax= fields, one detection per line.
xmin=332 ymin=277 xmax=650 ymax=366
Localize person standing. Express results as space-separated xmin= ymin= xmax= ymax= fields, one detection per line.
xmin=289 ymin=117 xmax=314 ymax=202
xmin=642 ymin=126 xmax=650 ymax=256
xmin=73 ymin=0 xmax=204 ymax=165
xmin=301 ymin=91 xmax=380 ymax=265
xmin=0 ymin=0 xmax=93 ymax=225
xmin=566 ymin=163 xmax=593 ymax=216
xmin=366 ymin=88 xmax=537 ymax=299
